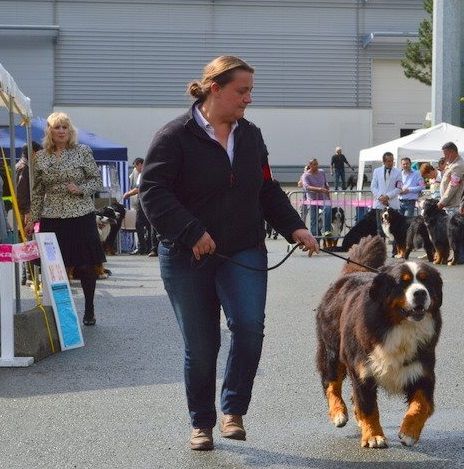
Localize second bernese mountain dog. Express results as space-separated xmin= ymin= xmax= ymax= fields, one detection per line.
xmin=316 ymin=235 xmax=442 ymax=448
xmin=380 ymin=208 xmax=435 ymax=261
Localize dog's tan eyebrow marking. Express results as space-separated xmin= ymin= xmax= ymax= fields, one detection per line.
xmin=416 ymin=271 xmax=428 ymax=281
xmin=401 ymin=272 xmax=412 ymax=282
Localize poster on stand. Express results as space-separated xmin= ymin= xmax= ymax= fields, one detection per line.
xmin=35 ymin=233 xmax=84 ymax=350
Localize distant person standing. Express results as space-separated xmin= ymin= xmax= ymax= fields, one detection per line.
xmin=399 ymin=157 xmax=425 ymax=217
xmin=330 ymin=146 xmax=353 ymax=190
xmin=420 ymin=163 xmax=441 ymax=199
xmin=301 ymin=158 xmax=332 ymax=236
xmin=436 ymin=157 xmax=446 ymax=182
xmin=437 ymin=142 xmax=464 ymax=215
xmin=123 ymin=159 xmax=154 ymax=255
xmin=128 ymin=158 xmax=144 ymax=210
xmin=370 ymin=152 xmax=402 ymax=237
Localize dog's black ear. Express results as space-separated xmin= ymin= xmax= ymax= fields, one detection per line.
xmin=369 ymin=272 xmax=396 ymax=300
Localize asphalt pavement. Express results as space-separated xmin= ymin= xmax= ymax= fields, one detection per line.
xmin=1 ymin=238 xmax=463 ymax=469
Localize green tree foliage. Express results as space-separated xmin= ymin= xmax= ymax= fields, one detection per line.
xmin=401 ymin=0 xmax=433 ymax=86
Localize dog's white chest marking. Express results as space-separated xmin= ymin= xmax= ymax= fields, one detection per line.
xmin=381 ymin=222 xmax=395 ymax=241
xmin=364 ymin=314 xmax=435 ymax=394
xmin=332 ymin=212 xmax=343 ymax=236
xmin=100 ymin=224 xmax=111 ymax=242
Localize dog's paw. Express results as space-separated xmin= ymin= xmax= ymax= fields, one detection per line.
xmin=331 ymin=412 xmax=348 ymax=428
xmin=398 ymin=432 xmax=418 ymax=447
xmin=361 ymin=435 xmax=388 ymax=448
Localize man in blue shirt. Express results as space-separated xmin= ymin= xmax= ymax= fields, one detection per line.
xmin=399 ymin=157 xmax=425 ymax=217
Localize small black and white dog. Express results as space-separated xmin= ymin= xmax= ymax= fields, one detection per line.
xmin=95 ymin=202 xmax=126 ymax=255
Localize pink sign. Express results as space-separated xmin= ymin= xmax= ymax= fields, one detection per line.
xmin=0 ymin=241 xmax=40 ymax=263
xmin=0 ymin=244 xmax=13 ymax=263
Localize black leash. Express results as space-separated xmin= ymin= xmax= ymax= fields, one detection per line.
xmin=318 ymin=248 xmax=380 ymax=273
xmin=212 ymin=243 xmax=300 ymax=272
xmin=203 ymin=243 xmax=380 ymax=273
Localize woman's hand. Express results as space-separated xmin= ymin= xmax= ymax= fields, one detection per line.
xmin=67 ymin=182 xmax=82 ymax=195
xmin=192 ymin=232 xmax=217 ymax=260
xmin=291 ymin=228 xmax=319 ymax=256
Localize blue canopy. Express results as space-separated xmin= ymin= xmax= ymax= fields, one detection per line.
xmin=0 ymin=117 xmax=127 ymax=162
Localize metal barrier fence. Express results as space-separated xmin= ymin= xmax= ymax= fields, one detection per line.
xmin=287 ymin=190 xmax=374 ymax=244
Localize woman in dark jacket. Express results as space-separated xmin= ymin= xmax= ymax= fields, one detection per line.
xmin=139 ymin=56 xmax=318 ymax=451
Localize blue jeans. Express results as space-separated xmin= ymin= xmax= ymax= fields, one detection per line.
xmin=399 ymin=199 xmax=417 ymax=218
xmin=159 ymin=243 xmax=267 ymax=429
xmin=310 ymin=203 xmax=332 ymax=235
xmin=334 ymin=169 xmax=346 ymax=190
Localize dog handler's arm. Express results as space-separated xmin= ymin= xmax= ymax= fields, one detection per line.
xmin=123 ymin=187 xmax=139 ymax=199
xmin=292 ymin=228 xmax=319 ymax=256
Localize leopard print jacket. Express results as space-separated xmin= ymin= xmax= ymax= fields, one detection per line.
xmin=30 ymin=144 xmax=103 ymax=221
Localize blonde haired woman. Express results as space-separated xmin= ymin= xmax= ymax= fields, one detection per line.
xmin=26 ymin=112 xmax=105 ymax=326
xmin=139 ymin=56 xmax=318 ymax=450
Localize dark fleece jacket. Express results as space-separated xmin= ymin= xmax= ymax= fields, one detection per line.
xmin=139 ymin=105 xmax=305 ymax=255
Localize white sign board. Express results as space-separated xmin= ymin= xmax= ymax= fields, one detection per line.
xmin=35 ymin=233 xmax=84 ymax=350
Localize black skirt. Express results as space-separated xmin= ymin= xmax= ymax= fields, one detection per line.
xmin=39 ymin=212 xmax=106 ymax=267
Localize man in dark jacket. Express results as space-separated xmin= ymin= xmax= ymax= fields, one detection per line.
xmin=330 ymin=146 xmax=353 ymax=190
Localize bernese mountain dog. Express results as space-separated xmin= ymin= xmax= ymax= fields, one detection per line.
xmin=448 ymin=211 xmax=464 ymax=265
xmin=319 ymin=207 xmax=345 ymax=248
xmin=316 ymin=235 xmax=442 ymax=448
xmin=421 ymin=199 xmax=450 ymax=265
xmin=340 ymin=209 xmax=378 ymax=252
xmin=98 ymin=202 xmax=126 ymax=255
xmin=380 ymin=208 xmax=435 ymax=261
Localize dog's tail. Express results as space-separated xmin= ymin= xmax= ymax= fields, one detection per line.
xmin=342 ymin=235 xmax=386 ymax=274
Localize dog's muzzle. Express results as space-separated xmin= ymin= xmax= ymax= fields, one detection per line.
xmin=403 ymin=287 xmax=430 ymax=321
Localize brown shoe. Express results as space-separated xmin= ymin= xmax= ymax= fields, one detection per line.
xmin=220 ymin=414 xmax=246 ymax=440
xmin=190 ymin=428 xmax=214 ymax=451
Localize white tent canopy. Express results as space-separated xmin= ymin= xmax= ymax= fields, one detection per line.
xmin=357 ymin=123 xmax=464 ymax=190
xmin=0 ymin=63 xmax=32 ymax=120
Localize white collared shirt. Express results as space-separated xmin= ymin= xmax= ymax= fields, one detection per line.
xmin=193 ymin=105 xmax=238 ymax=164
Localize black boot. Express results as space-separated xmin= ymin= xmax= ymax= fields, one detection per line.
xmin=83 ymin=309 xmax=96 ymax=326
xmin=78 ymin=265 xmax=97 ymax=326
